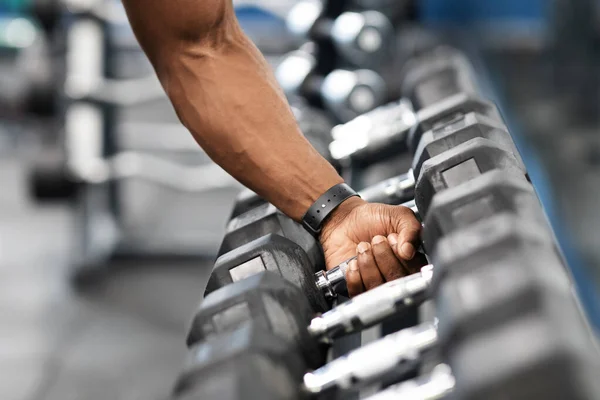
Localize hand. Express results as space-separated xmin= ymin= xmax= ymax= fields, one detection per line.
xmin=320 ymin=197 xmax=427 ymax=297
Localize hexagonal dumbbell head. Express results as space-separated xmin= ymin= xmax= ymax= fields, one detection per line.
xmin=414 ymin=137 xmax=527 ymax=217
xmin=423 ymin=170 xmax=548 ymax=252
xmin=412 ymin=110 xmax=524 ymax=179
xmin=408 ymin=93 xmax=502 ymax=154
xmin=402 ymin=46 xmax=479 ymax=112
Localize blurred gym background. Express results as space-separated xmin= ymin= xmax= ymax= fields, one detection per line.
xmin=0 ymin=0 xmax=598 ymax=399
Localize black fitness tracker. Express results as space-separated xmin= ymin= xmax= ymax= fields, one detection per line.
xmin=301 ymin=183 xmax=360 ymax=236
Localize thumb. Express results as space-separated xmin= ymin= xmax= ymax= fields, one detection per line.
xmin=389 ymin=206 xmax=422 ymax=261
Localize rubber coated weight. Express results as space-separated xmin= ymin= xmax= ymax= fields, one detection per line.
xmin=173 ymin=323 xmax=306 ymax=400
xmin=219 ymin=203 xmax=324 ymax=271
xmin=412 ymin=111 xmax=524 ymax=179
xmin=423 ymin=170 xmax=545 ymax=253
xmin=448 ymin=291 xmax=600 ymax=400
xmin=189 ymin=272 xmax=325 ymax=368
xmin=436 ymin=246 xmax=572 ymax=357
xmin=402 ymin=47 xmax=479 ymax=112
xmin=208 ymin=234 xmax=329 ymax=312
xmin=414 ymin=137 xmax=527 ymax=217
xmin=430 ymin=213 xmax=558 ymax=292
xmin=304 ymin=246 xmax=573 ymax=395
xmin=408 ymin=93 xmax=502 ymax=154
xmin=229 ymin=189 xmax=265 ymax=221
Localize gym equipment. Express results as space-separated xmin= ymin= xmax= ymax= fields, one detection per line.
xmin=208 ymin=234 xmax=329 ymax=312
xmin=423 ymin=169 xmax=546 ymax=253
xmin=187 ymin=272 xmax=325 ymax=368
xmin=229 ymin=188 xmax=266 ymax=221
xmin=209 ymin=223 xmax=432 ymax=308
xmin=291 ymin=100 xmax=335 ymax=160
xmin=172 ymin=323 xmax=306 ymax=400
xmin=218 ymin=203 xmax=324 ymax=271
xmin=328 ymin=48 xmax=501 ymax=166
xmin=411 ymin=108 xmax=522 ymax=179
xmin=328 ymin=98 xmax=416 ymax=165
xmin=304 ymin=240 xmax=571 ymax=394
xmin=276 ymin=50 xmax=387 ymax=122
xmin=308 ymin=213 xmax=556 ymax=340
xmin=414 ymin=137 xmax=526 ymax=217
xmin=286 ymin=1 xmax=394 ymax=68
xmin=356 ymin=170 xmax=415 ymax=205
xmin=364 ymin=295 xmax=600 ymax=400
xmin=401 ymin=46 xmax=479 ymax=113
xmin=361 ymin=364 xmax=455 ymax=400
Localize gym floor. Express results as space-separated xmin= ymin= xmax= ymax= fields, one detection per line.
xmin=0 ymin=157 xmax=220 ymax=400
xmin=0 ymin=155 xmax=231 ymax=400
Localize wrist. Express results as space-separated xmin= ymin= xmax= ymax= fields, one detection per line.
xmin=320 ymin=196 xmax=366 ymax=241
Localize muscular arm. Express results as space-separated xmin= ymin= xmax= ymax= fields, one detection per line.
xmin=122 ymin=0 xmax=343 ymax=221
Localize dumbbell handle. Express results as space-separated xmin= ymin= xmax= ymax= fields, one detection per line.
xmin=303 ymin=321 xmax=438 ymax=393
xmin=315 ymin=256 xmax=358 ymax=298
xmin=316 ymin=244 xmax=427 ymax=299
xmin=363 ymin=364 xmax=455 ymax=400
xmin=359 ymin=171 xmax=415 ymax=205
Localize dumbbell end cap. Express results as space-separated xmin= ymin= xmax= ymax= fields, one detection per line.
xmin=308 ymin=317 xmax=327 ymax=337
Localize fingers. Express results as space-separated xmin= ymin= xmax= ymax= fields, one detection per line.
xmin=371 ymin=235 xmax=407 ymax=281
xmin=346 ymin=259 xmax=365 ymax=297
xmin=356 ymin=242 xmax=385 ymax=291
xmin=393 ymin=207 xmax=423 ymax=261
xmin=402 ymin=251 xmax=429 ymax=274
xmin=390 ymin=233 xmax=428 ymax=274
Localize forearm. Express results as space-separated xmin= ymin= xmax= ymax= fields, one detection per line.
xmin=122 ymin=0 xmax=342 ymax=221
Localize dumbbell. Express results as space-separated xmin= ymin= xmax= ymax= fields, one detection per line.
xmin=308 ymin=213 xmax=555 ymax=339
xmin=286 ymin=0 xmax=394 ymax=68
xmin=192 ymin=214 xmax=579 ymax=399
xmin=328 ymin=47 xmax=488 ymax=165
xmin=219 ymin=133 xmax=527 ymax=275
xmin=188 ymin=271 xmax=326 ymax=369
xmin=204 ymin=206 xmax=551 ymax=342
xmin=303 ymin=217 xmax=588 ymax=397
xmin=360 ymin=289 xmax=600 ymax=400
xmin=291 ymin=100 xmax=335 ymax=161
xmin=172 ymin=322 xmax=306 ymax=400
xmin=214 ymin=141 xmax=531 ymax=308
xmin=276 ymin=50 xmax=387 ymax=122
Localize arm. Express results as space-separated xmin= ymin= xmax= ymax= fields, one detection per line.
xmin=122 ymin=0 xmax=341 ymax=221
xmin=122 ymin=0 xmax=425 ymax=294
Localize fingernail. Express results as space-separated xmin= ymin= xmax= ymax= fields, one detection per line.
xmin=387 ymin=234 xmax=398 ymax=247
xmin=372 ymin=235 xmax=386 ymax=245
xmin=400 ymin=242 xmax=416 ymax=260
xmin=348 ymin=260 xmax=359 ymax=272
xmin=357 ymin=242 xmax=370 ymax=254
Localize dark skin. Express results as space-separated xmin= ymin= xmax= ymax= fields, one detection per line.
xmin=121 ymin=0 xmax=426 ymax=296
